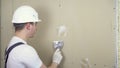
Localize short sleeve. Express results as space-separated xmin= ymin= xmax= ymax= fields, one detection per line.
xmin=16 ymin=45 xmax=43 ymax=68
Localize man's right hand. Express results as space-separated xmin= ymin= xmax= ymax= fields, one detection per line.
xmin=53 ymin=49 xmax=63 ymax=65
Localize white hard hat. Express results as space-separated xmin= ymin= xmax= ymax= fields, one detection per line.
xmin=12 ymin=5 xmax=41 ymax=23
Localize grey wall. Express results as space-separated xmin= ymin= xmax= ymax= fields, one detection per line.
xmin=0 ymin=0 xmax=1 ymax=67
xmin=1 ymin=0 xmax=117 ymax=68
xmin=119 ymin=0 xmax=120 ymax=68
xmin=1 ymin=0 xmax=13 ymax=68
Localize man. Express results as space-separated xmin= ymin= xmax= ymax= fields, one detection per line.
xmin=5 ymin=5 xmax=63 ymax=68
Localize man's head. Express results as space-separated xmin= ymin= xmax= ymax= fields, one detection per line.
xmin=13 ymin=22 xmax=37 ymax=38
xmin=12 ymin=5 xmax=41 ymax=38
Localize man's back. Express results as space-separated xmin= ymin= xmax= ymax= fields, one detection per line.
xmin=6 ymin=36 xmax=42 ymax=68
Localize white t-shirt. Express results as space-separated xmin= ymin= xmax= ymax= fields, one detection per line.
xmin=6 ymin=36 xmax=42 ymax=68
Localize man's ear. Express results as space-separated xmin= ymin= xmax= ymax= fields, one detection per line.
xmin=26 ymin=23 xmax=31 ymax=30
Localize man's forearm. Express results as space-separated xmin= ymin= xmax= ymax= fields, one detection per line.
xmin=48 ymin=62 xmax=58 ymax=68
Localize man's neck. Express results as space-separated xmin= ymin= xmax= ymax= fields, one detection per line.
xmin=15 ymin=31 xmax=28 ymax=42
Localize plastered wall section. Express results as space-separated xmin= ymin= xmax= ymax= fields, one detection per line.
xmin=1 ymin=0 xmax=116 ymax=68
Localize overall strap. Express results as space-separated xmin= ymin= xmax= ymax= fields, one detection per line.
xmin=5 ymin=42 xmax=24 ymax=68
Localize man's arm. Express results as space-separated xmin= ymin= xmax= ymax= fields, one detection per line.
xmin=48 ymin=62 xmax=58 ymax=68
xmin=40 ymin=62 xmax=57 ymax=68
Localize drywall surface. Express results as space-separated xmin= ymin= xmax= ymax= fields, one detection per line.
xmin=1 ymin=0 xmax=116 ymax=68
